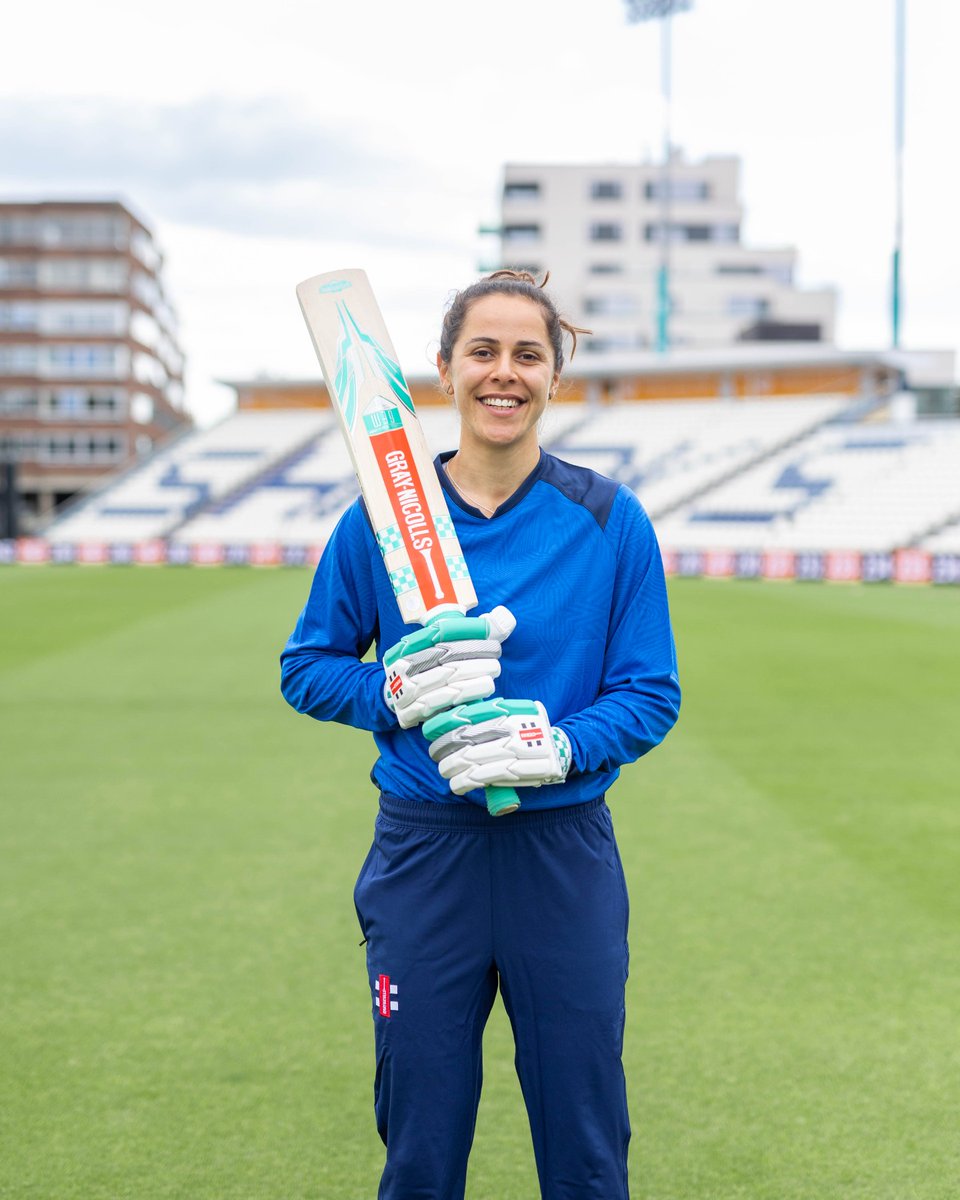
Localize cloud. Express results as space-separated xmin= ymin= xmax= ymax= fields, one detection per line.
xmin=1 ymin=95 xmax=379 ymax=184
xmin=0 ymin=94 xmax=473 ymax=248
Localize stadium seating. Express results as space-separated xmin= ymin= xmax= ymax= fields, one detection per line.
xmin=543 ymin=396 xmax=848 ymax=517
xmin=174 ymin=404 xmax=465 ymax=545
xmin=657 ymin=419 xmax=960 ymax=551
xmin=39 ymin=398 xmax=960 ymax=557
xmin=919 ymin=520 xmax=960 ymax=553
xmin=45 ymin=411 xmax=332 ymax=543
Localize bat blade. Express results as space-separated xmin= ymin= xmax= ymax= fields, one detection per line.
xmin=296 ymin=269 xmax=477 ymax=624
xmin=297 ymin=269 xmax=520 ymax=819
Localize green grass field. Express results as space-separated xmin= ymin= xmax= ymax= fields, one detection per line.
xmin=1 ymin=567 xmax=958 ymax=1199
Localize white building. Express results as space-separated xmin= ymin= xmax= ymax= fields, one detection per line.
xmin=493 ymin=155 xmax=836 ymax=354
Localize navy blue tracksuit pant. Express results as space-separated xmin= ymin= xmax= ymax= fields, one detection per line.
xmin=353 ymin=794 xmax=631 ymax=1200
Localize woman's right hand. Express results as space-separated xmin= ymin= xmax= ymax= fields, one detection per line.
xmin=382 ymin=606 xmax=515 ymax=729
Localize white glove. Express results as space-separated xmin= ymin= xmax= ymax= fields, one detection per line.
xmin=383 ymin=606 xmax=516 ymax=729
xmin=423 ymin=699 xmax=573 ymax=796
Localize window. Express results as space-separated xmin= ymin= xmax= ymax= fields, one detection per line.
xmin=769 ymin=265 xmax=792 ymax=285
xmin=43 ymin=345 xmax=124 ymax=376
xmin=0 ymin=217 xmax=39 ymax=245
xmin=502 ymin=224 xmax=541 ymax=243
xmin=644 ymin=222 xmax=739 ymax=243
xmin=739 ymin=320 xmax=821 ymax=343
xmin=47 ymin=345 xmax=122 ymax=375
xmin=133 ymin=352 xmax=167 ymax=388
xmin=48 ymin=389 xmax=83 ymax=417
xmin=88 ymin=392 xmax=121 ymax=415
xmin=645 ymin=223 xmax=676 ymax=243
xmin=158 ymin=336 xmax=184 ymax=377
xmin=47 ymin=388 xmax=122 ymax=419
xmin=713 ymin=223 xmax=739 ymax=243
xmin=717 ymin=262 xmax=793 ymax=285
xmin=0 ymin=389 xmax=38 ymax=414
xmin=503 ymin=182 xmax=541 ymax=202
xmin=590 ymin=180 xmax=622 ymax=200
xmin=0 ymin=303 xmax=38 ymax=331
xmin=0 ymin=346 xmax=38 ymax=373
xmin=584 ymin=294 xmax=639 ymax=317
xmin=583 ymin=334 xmax=644 ymax=353
xmin=132 ymin=271 xmax=161 ymax=309
xmin=154 ymin=298 xmax=177 ymax=336
xmin=41 ymin=216 xmax=126 ymax=249
xmin=727 ymin=296 xmax=770 ymax=318
xmin=589 ymin=222 xmax=623 ymax=242
xmin=39 ymin=258 xmax=128 ymax=291
xmin=0 ymin=258 xmax=38 ymax=286
xmin=130 ymin=393 xmax=155 ymax=424
xmin=131 ymin=230 xmax=160 ymax=269
xmin=42 ymin=302 xmax=127 ymax=335
xmin=0 ymin=434 xmax=35 ymax=460
xmin=39 ymin=433 xmax=125 ymax=464
xmin=644 ymin=179 xmax=710 ymax=201
xmin=131 ymin=310 xmax=160 ymax=349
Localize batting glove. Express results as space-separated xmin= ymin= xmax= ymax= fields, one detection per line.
xmin=382 ymin=606 xmax=516 ymax=729
xmin=423 ymin=698 xmax=573 ymax=796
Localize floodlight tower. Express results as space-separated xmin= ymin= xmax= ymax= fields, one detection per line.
xmin=623 ymin=0 xmax=694 ymax=353
xmin=891 ymin=0 xmax=905 ymax=348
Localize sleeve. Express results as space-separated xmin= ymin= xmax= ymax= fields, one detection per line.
xmin=279 ymin=501 xmax=397 ymax=732
xmin=559 ymin=489 xmax=681 ymax=775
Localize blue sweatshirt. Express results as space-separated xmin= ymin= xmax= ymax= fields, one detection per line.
xmin=281 ymin=449 xmax=680 ymax=809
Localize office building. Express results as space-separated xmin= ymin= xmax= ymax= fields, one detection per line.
xmin=494 ymin=155 xmax=836 ymax=353
xmin=0 ymin=200 xmax=189 ymax=532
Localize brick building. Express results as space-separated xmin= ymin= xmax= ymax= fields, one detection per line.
xmin=0 ymin=200 xmax=189 ymax=533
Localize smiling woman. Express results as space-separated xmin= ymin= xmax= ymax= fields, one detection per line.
xmin=437 ymin=270 xmax=587 ymax=512
xmin=440 ymin=294 xmax=556 ymax=503
xmin=280 ymin=268 xmax=682 ymax=1198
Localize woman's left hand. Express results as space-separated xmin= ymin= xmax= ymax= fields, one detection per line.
xmin=423 ymin=699 xmax=572 ymax=796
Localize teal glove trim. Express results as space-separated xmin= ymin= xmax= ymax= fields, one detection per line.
xmin=422 ymin=698 xmax=540 ymax=742
xmin=382 ymin=614 xmax=492 ymax=668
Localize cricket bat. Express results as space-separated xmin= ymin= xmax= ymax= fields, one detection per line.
xmin=296 ymin=269 xmax=520 ymax=817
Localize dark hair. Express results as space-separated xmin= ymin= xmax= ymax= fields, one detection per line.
xmin=438 ymin=270 xmax=589 ymax=373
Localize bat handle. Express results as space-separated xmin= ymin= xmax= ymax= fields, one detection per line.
xmin=420 ymin=613 xmax=520 ymax=816
xmin=485 ymin=785 xmax=520 ymax=817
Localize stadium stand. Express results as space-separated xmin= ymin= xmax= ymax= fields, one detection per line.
xmin=542 ymin=396 xmax=849 ymax=518
xmin=37 ymin=397 xmax=960 ymax=559
xmin=44 ymin=411 xmax=332 ymax=543
xmin=174 ymin=402 xmax=594 ymax=545
xmin=918 ymin=519 xmax=960 ymax=553
xmin=175 ymin=404 xmax=457 ymax=544
xmin=657 ymin=419 xmax=960 ymax=551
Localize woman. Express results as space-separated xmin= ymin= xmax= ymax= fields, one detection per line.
xmin=281 ymin=270 xmax=681 ymax=1199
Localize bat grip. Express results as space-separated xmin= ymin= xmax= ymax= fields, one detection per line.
xmin=485 ymin=785 xmax=520 ymax=817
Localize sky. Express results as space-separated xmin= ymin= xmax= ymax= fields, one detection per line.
xmin=2 ymin=0 xmax=956 ymax=426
